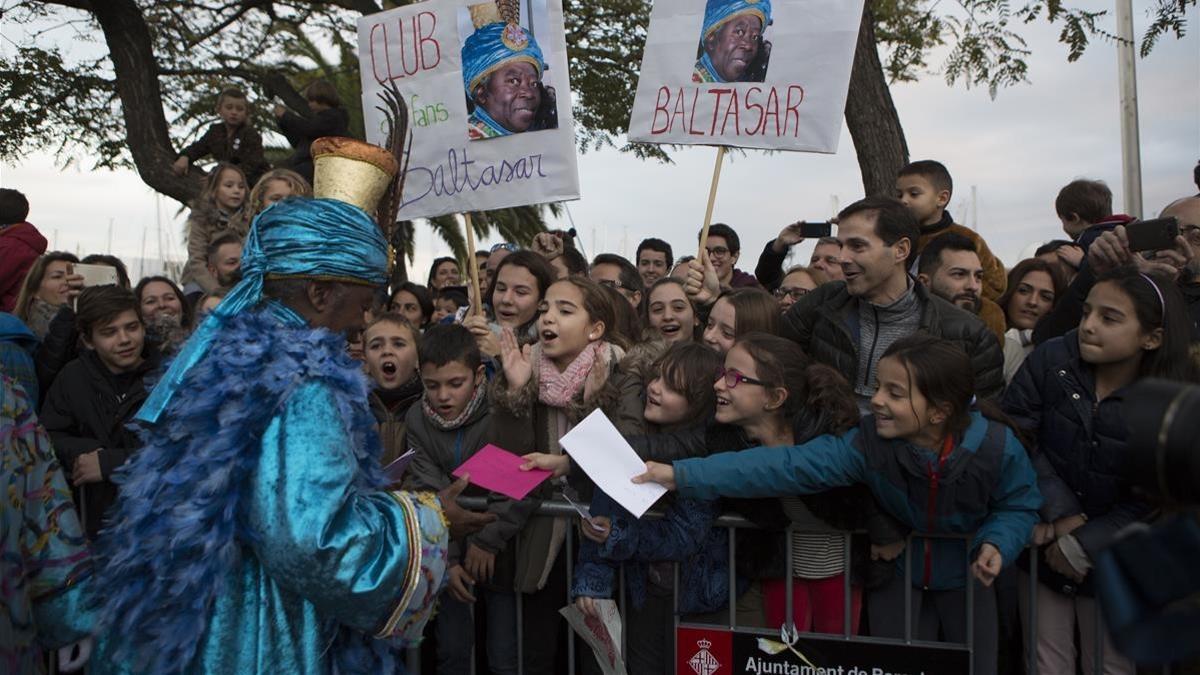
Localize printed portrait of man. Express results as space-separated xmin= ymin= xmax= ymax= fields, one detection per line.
xmin=462 ymin=2 xmax=559 ymax=140
xmin=693 ymin=0 xmax=773 ymax=83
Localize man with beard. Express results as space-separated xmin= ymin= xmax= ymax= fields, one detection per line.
xmin=781 ymin=196 xmax=1003 ymax=413
xmin=916 ymin=233 xmax=1006 ymax=341
xmin=693 ymin=0 xmax=772 ymax=83
xmin=462 ymin=5 xmax=554 ymax=139
xmin=205 ymin=232 xmax=243 ymax=291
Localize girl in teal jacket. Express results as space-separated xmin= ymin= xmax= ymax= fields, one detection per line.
xmin=635 ymin=334 xmax=1041 ymax=675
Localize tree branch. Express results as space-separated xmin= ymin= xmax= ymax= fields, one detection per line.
xmin=37 ymin=0 xmax=93 ymax=9
xmin=157 ymin=64 xmax=308 ymax=111
xmin=85 ymin=0 xmax=202 ymax=203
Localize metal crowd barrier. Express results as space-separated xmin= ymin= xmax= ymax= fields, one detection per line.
xmin=405 ymin=498 xmax=1171 ymax=675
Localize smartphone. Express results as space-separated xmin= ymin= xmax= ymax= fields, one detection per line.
xmin=797 ymin=221 xmax=832 ymax=239
xmin=70 ymin=263 xmax=119 ymax=287
xmin=1126 ymin=217 xmax=1180 ymax=253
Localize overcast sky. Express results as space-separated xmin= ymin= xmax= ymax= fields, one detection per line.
xmin=2 ymin=2 xmax=1197 ymax=281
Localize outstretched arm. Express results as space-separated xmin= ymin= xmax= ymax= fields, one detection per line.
xmin=636 ymin=431 xmax=866 ymax=501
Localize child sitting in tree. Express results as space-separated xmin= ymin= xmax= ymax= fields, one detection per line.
xmin=172 ymin=87 xmax=270 ymax=187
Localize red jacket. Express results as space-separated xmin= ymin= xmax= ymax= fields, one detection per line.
xmin=0 ymin=222 xmax=48 ymax=312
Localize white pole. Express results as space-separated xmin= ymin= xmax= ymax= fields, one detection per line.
xmin=971 ymin=185 xmax=978 ymax=230
xmin=1116 ymin=0 xmax=1144 ymax=218
xmin=139 ymin=226 xmax=147 ymax=280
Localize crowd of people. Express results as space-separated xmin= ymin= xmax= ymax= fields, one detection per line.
xmin=3 ymin=149 xmax=1200 ymax=675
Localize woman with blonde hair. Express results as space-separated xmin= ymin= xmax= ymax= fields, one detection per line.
xmin=240 ymin=168 xmax=312 ymax=227
xmin=13 ymin=251 xmax=79 ymax=339
xmin=242 ymin=166 xmax=309 ymax=218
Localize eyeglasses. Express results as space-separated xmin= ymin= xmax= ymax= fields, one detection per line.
xmin=705 ymin=246 xmax=731 ymax=258
xmin=490 ymin=242 xmax=519 ymax=254
xmin=716 ymin=366 xmax=766 ymax=389
xmin=773 ymin=286 xmax=810 ymax=300
xmin=597 ymin=279 xmax=625 ymax=291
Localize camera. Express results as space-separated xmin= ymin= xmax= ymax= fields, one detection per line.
xmin=1123 ymin=378 xmax=1200 ymax=503
xmin=1093 ymin=379 xmax=1200 ymax=666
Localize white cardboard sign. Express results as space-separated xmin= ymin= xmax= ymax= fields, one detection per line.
xmin=627 ymin=0 xmax=863 ymax=152
xmin=358 ymin=0 xmax=580 ymax=220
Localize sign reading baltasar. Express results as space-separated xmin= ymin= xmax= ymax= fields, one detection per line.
xmin=628 ymin=0 xmax=863 ymax=152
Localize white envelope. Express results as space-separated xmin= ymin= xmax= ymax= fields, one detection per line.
xmin=558 ymin=409 xmax=666 ymax=518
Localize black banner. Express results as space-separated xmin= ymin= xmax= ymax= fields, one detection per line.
xmin=676 ymin=626 xmax=970 ymax=675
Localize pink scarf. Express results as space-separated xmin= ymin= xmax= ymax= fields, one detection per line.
xmin=537 ymin=341 xmax=601 ymax=408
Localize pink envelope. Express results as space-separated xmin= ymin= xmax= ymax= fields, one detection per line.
xmin=452 ymin=444 xmax=552 ymax=500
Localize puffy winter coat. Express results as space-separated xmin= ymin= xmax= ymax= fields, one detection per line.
xmin=1002 ymin=331 xmax=1154 ymax=559
xmin=781 ymin=280 xmax=1005 ymax=401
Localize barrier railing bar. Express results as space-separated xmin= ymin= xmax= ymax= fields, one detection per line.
xmin=514 ymin=534 xmax=524 ymax=675
xmin=431 ymin=498 xmax=1141 ymax=675
xmin=565 ymin=523 xmax=575 ymax=675
xmin=673 ymin=562 xmax=680 ymax=672
xmin=784 ymin=524 xmax=795 ymax=642
xmin=728 ymin=528 xmax=737 ymax=631
xmin=904 ymin=534 xmax=913 ymax=643
xmin=618 ymin=564 xmax=628 ymax=659
xmin=843 ymin=534 xmax=852 ymax=638
xmin=1029 ymin=545 xmax=1039 ymax=675
xmin=966 ymin=537 xmax=975 ymax=675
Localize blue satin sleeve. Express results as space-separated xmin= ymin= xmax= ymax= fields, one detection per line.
xmin=246 ymin=381 xmax=418 ymax=635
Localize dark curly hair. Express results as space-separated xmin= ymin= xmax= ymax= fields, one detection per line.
xmin=734 ymin=332 xmax=858 ymax=441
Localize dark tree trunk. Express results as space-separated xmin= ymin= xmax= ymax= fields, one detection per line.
xmin=844 ymin=4 xmax=910 ymax=198
xmin=88 ymin=0 xmax=202 ymax=204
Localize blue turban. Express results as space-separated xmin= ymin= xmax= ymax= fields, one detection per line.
xmin=462 ymin=22 xmax=546 ymax=97
xmin=702 ymin=0 xmax=771 ymax=38
xmin=137 ymin=198 xmax=388 ymax=423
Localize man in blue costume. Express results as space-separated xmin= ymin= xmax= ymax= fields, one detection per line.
xmin=462 ymin=15 xmax=552 ymax=139
xmin=693 ymin=0 xmax=773 ymax=83
xmin=86 ymin=139 xmax=494 ymax=674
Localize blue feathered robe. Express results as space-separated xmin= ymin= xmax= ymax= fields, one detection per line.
xmin=88 ymin=301 xmax=448 ymax=675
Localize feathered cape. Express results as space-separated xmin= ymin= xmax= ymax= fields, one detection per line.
xmin=92 ymin=302 xmax=394 ymax=674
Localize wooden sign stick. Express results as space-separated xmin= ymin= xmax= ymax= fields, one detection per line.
xmin=697 ymin=145 xmax=727 ymax=257
xmin=462 ymin=212 xmax=484 ymax=317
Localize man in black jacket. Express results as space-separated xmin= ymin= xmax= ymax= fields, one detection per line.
xmin=781 ymin=196 xmax=1004 ymax=411
xmin=39 ymin=285 xmax=160 ymax=539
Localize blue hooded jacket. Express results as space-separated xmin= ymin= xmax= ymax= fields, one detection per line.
xmin=674 ymin=411 xmax=1041 ymax=591
xmin=0 ymin=311 xmax=39 ymax=401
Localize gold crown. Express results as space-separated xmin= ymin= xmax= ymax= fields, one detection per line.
xmin=310 ymin=137 xmax=399 ymax=215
